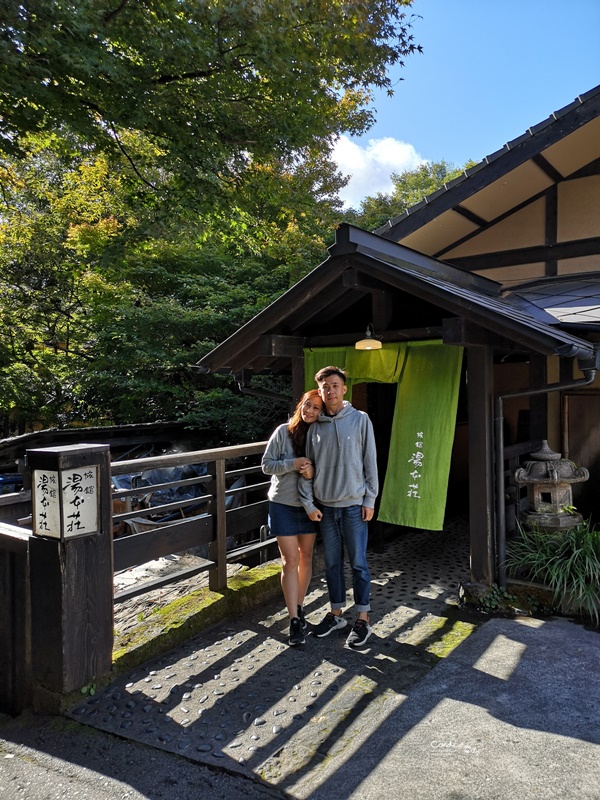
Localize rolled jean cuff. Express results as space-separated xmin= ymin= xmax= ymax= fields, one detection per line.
xmin=354 ymin=603 xmax=370 ymax=613
xmin=331 ymin=602 xmax=345 ymax=611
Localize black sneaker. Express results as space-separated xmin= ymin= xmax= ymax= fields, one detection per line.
xmin=345 ymin=619 xmax=372 ymax=648
xmin=289 ymin=617 xmax=305 ymax=646
xmin=297 ymin=605 xmax=308 ymax=631
xmin=313 ymin=612 xmax=348 ymax=638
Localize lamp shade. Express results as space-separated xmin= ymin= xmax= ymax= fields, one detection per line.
xmin=355 ymin=324 xmax=382 ymax=350
xmin=355 ymin=337 xmax=382 ymax=350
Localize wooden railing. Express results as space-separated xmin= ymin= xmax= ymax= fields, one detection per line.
xmin=0 ymin=439 xmax=276 ymax=715
xmin=0 ymin=439 xmax=275 ymax=603
xmin=110 ymin=440 xmax=274 ymax=601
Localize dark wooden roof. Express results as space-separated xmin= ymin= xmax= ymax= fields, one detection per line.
xmin=197 ymin=224 xmax=596 ymax=375
xmin=197 ymin=86 xmax=600 ymax=377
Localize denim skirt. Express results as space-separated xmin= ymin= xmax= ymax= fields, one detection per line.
xmin=268 ymin=502 xmax=318 ymax=537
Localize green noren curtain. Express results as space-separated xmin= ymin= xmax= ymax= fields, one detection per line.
xmin=303 ymin=344 xmax=407 ymax=400
xmin=303 ymin=341 xmax=463 ymax=531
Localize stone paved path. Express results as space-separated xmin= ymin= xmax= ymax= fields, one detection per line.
xmin=68 ymin=519 xmax=477 ymax=796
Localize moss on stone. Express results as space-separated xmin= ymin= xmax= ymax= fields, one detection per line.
xmin=426 ymin=619 xmax=477 ymax=658
xmin=111 ymin=561 xmax=282 ymax=677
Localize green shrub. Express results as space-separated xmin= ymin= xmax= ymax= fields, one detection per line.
xmin=506 ymin=521 xmax=600 ymax=626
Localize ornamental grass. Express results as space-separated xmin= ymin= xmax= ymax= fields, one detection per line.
xmin=506 ymin=520 xmax=600 ymax=626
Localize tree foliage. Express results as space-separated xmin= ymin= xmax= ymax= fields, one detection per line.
xmin=1 ymin=0 xmax=420 ymax=193
xmin=0 ymin=1 xmax=424 ymax=442
xmin=345 ymin=159 xmax=477 ymax=231
xmin=0 ymin=131 xmax=344 ymax=436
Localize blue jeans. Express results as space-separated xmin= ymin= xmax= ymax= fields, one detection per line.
xmin=320 ymin=505 xmax=371 ymax=613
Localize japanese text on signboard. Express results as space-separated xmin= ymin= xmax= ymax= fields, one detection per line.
xmin=33 ymin=467 xmax=99 ymax=538
xmin=407 ymin=431 xmax=424 ymax=499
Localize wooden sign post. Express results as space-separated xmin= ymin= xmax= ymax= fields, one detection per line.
xmin=27 ymin=444 xmax=113 ymax=712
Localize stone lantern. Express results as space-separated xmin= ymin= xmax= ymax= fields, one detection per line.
xmin=514 ymin=440 xmax=589 ymax=531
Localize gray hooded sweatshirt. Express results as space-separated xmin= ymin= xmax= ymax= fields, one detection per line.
xmin=261 ymin=423 xmax=303 ymax=507
xmin=299 ymin=401 xmax=378 ymax=515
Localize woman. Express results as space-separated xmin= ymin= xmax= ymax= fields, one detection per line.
xmin=261 ymin=389 xmax=324 ymax=646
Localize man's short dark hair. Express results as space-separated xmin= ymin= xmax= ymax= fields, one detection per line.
xmin=315 ymin=365 xmax=347 ymax=384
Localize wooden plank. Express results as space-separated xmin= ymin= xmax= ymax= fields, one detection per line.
xmin=113 ymin=515 xmax=213 ymax=571
xmin=467 ymin=346 xmax=496 ymax=584
xmin=227 ymin=538 xmax=279 ymax=561
xmin=0 ymin=490 xmax=31 ymax=507
xmin=114 ymin=561 xmax=214 ymax=604
xmin=226 ymin=481 xmax=269 ymax=497
xmin=0 ymin=545 xmax=32 ymax=715
xmin=113 ymin=496 xmax=211 ymax=523
xmin=0 ymin=523 xmax=31 ymax=552
xmin=111 ymin=441 xmax=268 ymax=477
xmin=226 ymin=500 xmax=269 ymax=540
xmin=112 ymin=474 xmax=211 ymax=499
xmin=209 ymin=460 xmax=228 ymax=591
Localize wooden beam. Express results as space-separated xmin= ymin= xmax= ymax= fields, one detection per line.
xmin=453 ymin=204 xmax=487 ymax=228
xmin=197 ymin=257 xmax=349 ymax=371
xmin=448 ymin=236 xmax=600 ymax=271
xmin=258 ymin=335 xmax=306 ymax=358
xmin=435 ymin=184 xmax=554 ymax=261
xmin=342 ymin=268 xmax=388 ymax=293
xmin=292 ymin=357 xmax=305 ymax=405
xmin=379 ymin=91 xmax=600 ymax=241
xmin=545 ymin=184 xmax=558 ymax=277
xmin=442 ymin=317 xmax=529 ymax=352
xmin=372 ymin=291 xmax=394 ymax=332
xmin=305 ymin=326 xmax=444 ymax=348
xmin=467 ymin=346 xmax=496 ymax=584
xmin=532 ymin=153 xmax=564 ymax=183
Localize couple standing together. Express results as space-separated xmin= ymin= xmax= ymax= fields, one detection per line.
xmin=262 ymin=365 xmax=378 ymax=648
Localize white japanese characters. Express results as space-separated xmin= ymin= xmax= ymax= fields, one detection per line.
xmin=407 ymin=431 xmax=424 ymax=499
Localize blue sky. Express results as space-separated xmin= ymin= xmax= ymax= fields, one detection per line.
xmin=333 ymin=0 xmax=600 ymax=208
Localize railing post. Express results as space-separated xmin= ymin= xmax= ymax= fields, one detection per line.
xmin=209 ymin=457 xmax=228 ymax=591
xmin=27 ymin=444 xmax=113 ymax=713
xmin=259 ymin=524 xmax=269 ymax=564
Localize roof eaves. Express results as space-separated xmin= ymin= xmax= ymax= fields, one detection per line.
xmin=329 ymin=224 xmax=501 ymax=296
xmin=375 ymin=84 xmax=600 ymax=241
xmin=362 ymin=254 xmax=596 ymax=360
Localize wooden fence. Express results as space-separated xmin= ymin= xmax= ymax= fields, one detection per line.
xmin=0 ymin=439 xmax=276 ymax=715
xmin=110 ymin=440 xmax=274 ymax=600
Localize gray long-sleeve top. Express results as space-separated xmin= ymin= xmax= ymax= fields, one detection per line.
xmin=261 ymin=423 xmax=303 ymax=507
xmin=299 ymin=401 xmax=378 ymax=514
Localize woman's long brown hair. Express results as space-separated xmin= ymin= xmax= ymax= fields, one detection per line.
xmin=287 ymin=389 xmax=322 ymax=457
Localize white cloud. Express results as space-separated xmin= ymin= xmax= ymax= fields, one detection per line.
xmin=332 ymin=135 xmax=425 ymax=209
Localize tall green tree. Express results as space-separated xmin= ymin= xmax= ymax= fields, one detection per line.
xmin=346 ymin=160 xmax=477 ymax=231
xmin=1 ymin=0 xmax=421 ymax=195
xmin=0 ymin=132 xmax=345 ymax=435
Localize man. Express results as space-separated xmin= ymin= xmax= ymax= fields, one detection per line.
xmin=299 ymin=365 xmax=378 ymax=647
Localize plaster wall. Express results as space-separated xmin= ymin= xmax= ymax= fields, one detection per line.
xmin=558 ymin=175 xmax=600 ymax=241
xmin=445 ymin=199 xmax=546 ymax=258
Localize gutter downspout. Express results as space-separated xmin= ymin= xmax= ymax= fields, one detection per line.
xmin=495 ymin=347 xmax=599 ymax=589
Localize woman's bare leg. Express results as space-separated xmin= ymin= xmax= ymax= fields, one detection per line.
xmin=277 ymin=535 xmax=301 ymax=619
xmin=297 ymin=533 xmax=317 ymax=606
